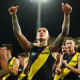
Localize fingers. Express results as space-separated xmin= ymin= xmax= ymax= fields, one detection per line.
xmin=61 ymin=55 xmax=63 ymax=59
xmin=8 ymin=6 xmax=19 ymax=12
xmin=8 ymin=8 xmax=13 ymax=12
xmin=62 ymin=2 xmax=72 ymax=15
xmin=60 ymin=55 xmax=63 ymax=62
xmin=65 ymin=3 xmax=72 ymax=10
xmin=8 ymin=6 xmax=19 ymax=16
xmin=56 ymin=67 xmax=61 ymax=74
xmin=61 ymin=2 xmax=65 ymax=8
xmin=62 ymin=60 xmax=66 ymax=65
xmin=62 ymin=3 xmax=69 ymax=8
xmin=16 ymin=6 xmax=19 ymax=9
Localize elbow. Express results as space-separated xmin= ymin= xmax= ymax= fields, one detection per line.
xmin=14 ymin=30 xmax=22 ymax=38
xmin=62 ymin=31 xmax=68 ymax=37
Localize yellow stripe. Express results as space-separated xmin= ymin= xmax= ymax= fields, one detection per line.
xmin=18 ymin=71 xmax=26 ymax=80
xmin=28 ymin=46 xmax=50 ymax=80
xmin=3 ymin=57 xmax=16 ymax=80
xmin=54 ymin=52 xmax=80 ymax=80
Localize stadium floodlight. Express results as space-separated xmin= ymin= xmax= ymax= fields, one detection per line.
xmin=30 ymin=0 xmax=48 ymax=30
xmin=30 ymin=0 xmax=47 ymax=3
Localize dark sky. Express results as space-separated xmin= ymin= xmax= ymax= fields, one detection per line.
xmin=0 ymin=0 xmax=80 ymax=56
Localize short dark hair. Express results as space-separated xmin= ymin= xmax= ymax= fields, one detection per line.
xmin=2 ymin=44 xmax=13 ymax=53
xmin=37 ymin=27 xmax=47 ymax=31
xmin=18 ymin=52 xmax=27 ymax=58
xmin=65 ymin=37 xmax=75 ymax=43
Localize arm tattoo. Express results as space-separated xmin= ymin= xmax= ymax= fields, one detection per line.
xmin=50 ymin=13 xmax=70 ymax=52
xmin=61 ymin=13 xmax=70 ymax=36
xmin=12 ymin=15 xmax=21 ymax=33
xmin=0 ymin=69 xmax=8 ymax=78
xmin=12 ymin=15 xmax=32 ymax=52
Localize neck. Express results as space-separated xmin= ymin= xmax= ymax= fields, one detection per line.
xmin=38 ymin=39 xmax=47 ymax=47
xmin=68 ymin=50 xmax=75 ymax=55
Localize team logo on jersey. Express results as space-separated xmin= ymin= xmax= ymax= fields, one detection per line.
xmin=31 ymin=52 xmax=36 ymax=56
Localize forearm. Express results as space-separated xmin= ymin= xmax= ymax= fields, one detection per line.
xmin=61 ymin=13 xmax=70 ymax=36
xmin=12 ymin=15 xmax=32 ymax=52
xmin=0 ymin=69 xmax=8 ymax=78
xmin=9 ymin=69 xmax=18 ymax=76
xmin=66 ymin=65 xmax=80 ymax=74
xmin=50 ymin=14 xmax=70 ymax=52
xmin=58 ymin=62 xmax=63 ymax=69
xmin=23 ymin=62 xmax=29 ymax=74
xmin=52 ymin=62 xmax=57 ymax=73
xmin=12 ymin=15 xmax=21 ymax=33
xmin=58 ymin=55 xmax=63 ymax=68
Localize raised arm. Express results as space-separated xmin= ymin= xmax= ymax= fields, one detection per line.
xmin=8 ymin=6 xmax=32 ymax=52
xmin=0 ymin=48 xmax=9 ymax=78
xmin=49 ymin=3 xmax=72 ymax=52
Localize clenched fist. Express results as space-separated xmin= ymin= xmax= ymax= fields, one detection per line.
xmin=62 ymin=3 xmax=72 ymax=15
xmin=8 ymin=6 xmax=19 ymax=16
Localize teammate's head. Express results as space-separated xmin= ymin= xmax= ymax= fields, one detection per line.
xmin=65 ymin=37 xmax=75 ymax=52
xmin=18 ymin=52 xmax=27 ymax=63
xmin=2 ymin=44 xmax=13 ymax=54
xmin=62 ymin=43 xmax=67 ymax=54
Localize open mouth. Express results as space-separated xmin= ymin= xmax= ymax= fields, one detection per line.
xmin=68 ymin=47 xmax=71 ymax=49
xmin=63 ymin=50 xmax=67 ymax=52
xmin=40 ymin=34 xmax=43 ymax=37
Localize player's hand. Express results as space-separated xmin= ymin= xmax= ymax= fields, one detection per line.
xmin=56 ymin=67 xmax=62 ymax=74
xmin=62 ymin=2 xmax=72 ymax=15
xmin=62 ymin=60 xmax=68 ymax=67
xmin=8 ymin=6 xmax=19 ymax=16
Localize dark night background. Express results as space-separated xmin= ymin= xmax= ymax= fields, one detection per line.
xmin=0 ymin=0 xmax=80 ymax=56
